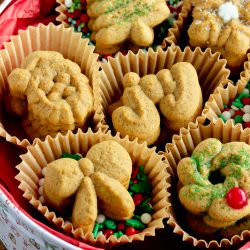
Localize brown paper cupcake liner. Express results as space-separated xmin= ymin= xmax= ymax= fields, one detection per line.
xmin=163 ymin=117 xmax=250 ymax=248
xmin=163 ymin=0 xmax=191 ymax=49
xmin=94 ymin=46 xmax=230 ymax=143
xmin=0 ymin=23 xmax=100 ymax=148
xmin=15 ymin=129 xmax=171 ymax=247
xmin=202 ymin=70 xmax=250 ymax=125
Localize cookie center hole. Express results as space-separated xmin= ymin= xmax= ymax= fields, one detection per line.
xmin=209 ymin=170 xmax=225 ymax=185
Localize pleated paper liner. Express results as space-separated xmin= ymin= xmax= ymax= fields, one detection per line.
xmin=0 ymin=23 xmax=100 ymax=148
xmin=15 ymin=129 xmax=171 ymax=247
xmin=163 ymin=117 xmax=250 ymax=249
xmin=202 ymin=70 xmax=250 ymax=128
xmin=163 ymin=0 xmax=250 ymax=77
xmin=93 ymin=45 xmax=230 ymax=147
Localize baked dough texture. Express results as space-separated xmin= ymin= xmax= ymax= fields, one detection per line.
xmin=177 ymin=138 xmax=250 ymax=233
xmin=110 ymin=62 xmax=202 ymax=145
xmin=87 ymin=0 xmax=170 ymax=54
xmin=7 ymin=51 xmax=94 ymax=140
xmin=188 ymin=0 xmax=250 ymax=68
xmin=43 ymin=140 xmax=134 ymax=233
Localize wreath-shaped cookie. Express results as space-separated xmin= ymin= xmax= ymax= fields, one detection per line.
xmin=177 ymin=138 xmax=250 ymax=232
xmin=188 ymin=0 xmax=250 ymax=68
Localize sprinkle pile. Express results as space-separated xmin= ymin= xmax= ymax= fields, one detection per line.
xmin=219 ymin=81 xmax=250 ymax=128
xmin=92 ymin=165 xmax=153 ymax=239
xmin=61 ymin=0 xmax=183 ymax=58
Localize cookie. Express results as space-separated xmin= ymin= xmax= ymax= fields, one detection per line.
xmin=7 ymin=51 xmax=94 ymax=140
xmin=87 ymin=0 xmax=170 ymax=54
xmin=188 ymin=0 xmax=250 ymax=68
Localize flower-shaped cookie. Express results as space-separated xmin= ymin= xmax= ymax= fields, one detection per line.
xmin=87 ymin=0 xmax=170 ymax=54
xmin=109 ymin=62 xmax=202 ymax=145
xmin=7 ymin=51 xmax=94 ymax=140
xmin=188 ymin=0 xmax=250 ymax=68
xmin=43 ymin=140 xmax=135 ymax=233
xmin=177 ymin=138 xmax=250 ymax=232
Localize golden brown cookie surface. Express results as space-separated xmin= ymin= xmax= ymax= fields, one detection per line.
xmin=7 ymin=51 xmax=94 ymax=140
xmin=188 ymin=0 xmax=250 ymax=68
xmin=87 ymin=0 xmax=170 ymax=54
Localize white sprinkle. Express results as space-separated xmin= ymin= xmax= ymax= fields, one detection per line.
xmin=242 ymin=88 xmax=250 ymax=94
xmin=97 ymin=231 xmax=103 ymax=237
xmin=38 ymin=186 xmax=43 ymax=196
xmin=221 ymin=111 xmax=231 ymax=120
xmin=243 ymin=113 xmax=250 ymax=122
xmin=141 ymin=213 xmax=152 ymax=224
xmin=218 ymin=2 xmax=239 ymax=23
xmin=229 ymin=109 xmax=235 ymax=117
xmin=231 ymin=105 xmax=239 ymax=111
xmin=76 ymin=153 xmax=82 ymax=157
xmin=39 ymin=178 xmax=44 ymax=186
xmin=41 ymin=167 xmax=46 ymax=176
xmin=96 ymin=214 xmax=105 ymax=224
xmin=243 ymin=105 xmax=250 ymax=113
xmin=39 ymin=196 xmax=45 ymax=204
xmin=65 ymin=0 xmax=73 ymax=8
xmin=102 ymin=58 xmax=108 ymax=64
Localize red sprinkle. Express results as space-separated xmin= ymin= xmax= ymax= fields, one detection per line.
xmin=103 ymin=229 xmax=114 ymax=238
xmin=76 ymin=20 xmax=81 ymax=26
xmin=242 ymin=97 xmax=250 ymax=105
xmin=66 ymin=12 xmax=74 ymax=18
xmin=82 ymin=26 xmax=89 ymax=33
xmin=223 ymin=108 xmax=230 ymax=111
xmin=73 ymin=10 xmax=81 ymax=18
xmin=103 ymin=54 xmax=113 ymax=60
xmin=131 ymin=167 xmax=139 ymax=180
xmin=133 ymin=179 xmax=139 ymax=184
xmin=226 ymin=187 xmax=248 ymax=209
xmin=117 ymin=223 xmax=125 ymax=231
xmin=234 ymin=109 xmax=244 ymax=117
xmin=133 ymin=193 xmax=144 ymax=206
xmin=125 ymin=227 xmax=138 ymax=236
xmin=80 ymin=14 xmax=90 ymax=23
xmin=243 ymin=122 xmax=250 ymax=128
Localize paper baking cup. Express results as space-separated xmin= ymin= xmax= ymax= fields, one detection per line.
xmin=15 ymin=129 xmax=171 ymax=247
xmin=56 ymin=0 xmax=70 ymax=28
xmin=202 ymin=70 xmax=250 ymax=125
xmin=94 ymin=46 xmax=230 ymax=139
xmin=164 ymin=117 xmax=250 ymax=248
xmin=163 ymin=0 xmax=191 ymax=49
xmin=0 ymin=23 xmax=100 ymax=148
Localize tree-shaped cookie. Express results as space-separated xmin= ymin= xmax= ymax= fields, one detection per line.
xmin=188 ymin=0 xmax=250 ymax=68
xmin=43 ymin=140 xmax=135 ymax=233
xmin=87 ymin=0 xmax=170 ymax=54
xmin=7 ymin=51 xmax=93 ymax=140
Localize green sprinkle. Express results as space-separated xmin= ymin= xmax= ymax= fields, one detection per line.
xmin=104 ymin=219 xmax=116 ymax=229
xmin=61 ymin=153 xmax=81 ymax=160
xmin=93 ymin=223 xmax=100 ymax=238
xmin=125 ymin=219 xmax=146 ymax=230
xmin=232 ymin=101 xmax=244 ymax=108
xmin=133 ymin=215 xmax=141 ymax=220
xmin=113 ymin=231 xmax=124 ymax=238
xmin=234 ymin=115 xmax=243 ymax=123
xmin=219 ymin=114 xmax=226 ymax=123
xmin=223 ymin=104 xmax=228 ymax=108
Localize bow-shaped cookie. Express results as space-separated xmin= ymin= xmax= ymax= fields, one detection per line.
xmin=43 ymin=140 xmax=135 ymax=233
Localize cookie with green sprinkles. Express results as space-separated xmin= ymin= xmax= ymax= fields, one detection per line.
xmin=164 ymin=119 xmax=250 ymax=248
xmin=15 ymin=129 xmax=170 ymax=246
xmin=56 ymin=0 xmax=183 ymax=61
